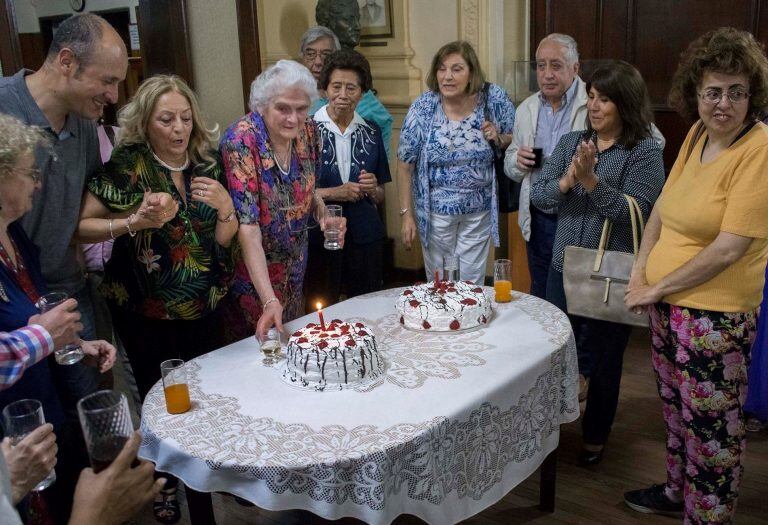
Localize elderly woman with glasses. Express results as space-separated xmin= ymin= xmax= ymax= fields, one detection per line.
xmin=220 ymin=60 xmax=344 ymax=341
xmin=299 ymin=25 xmax=393 ymax=156
xmin=623 ymin=28 xmax=768 ymax=523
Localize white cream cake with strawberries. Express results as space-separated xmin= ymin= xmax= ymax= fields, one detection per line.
xmin=283 ymin=320 xmax=383 ymax=391
xmin=395 ymin=280 xmax=491 ymax=331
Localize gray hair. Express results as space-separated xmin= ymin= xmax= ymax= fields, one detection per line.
xmin=249 ymin=60 xmax=319 ymax=112
xmin=0 ymin=114 xmax=48 ymax=177
xmin=538 ymin=33 xmax=579 ymax=66
xmin=46 ymin=13 xmax=106 ymax=69
xmin=299 ymin=26 xmax=340 ymax=56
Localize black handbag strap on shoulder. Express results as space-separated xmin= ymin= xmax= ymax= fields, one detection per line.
xmin=481 ymin=82 xmax=501 ymax=158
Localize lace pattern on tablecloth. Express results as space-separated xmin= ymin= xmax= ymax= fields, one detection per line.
xmin=142 ymin=341 xmax=577 ymax=510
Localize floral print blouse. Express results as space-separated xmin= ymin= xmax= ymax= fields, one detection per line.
xmin=398 ymin=83 xmax=515 ymax=246
xmin=88 ymin=143 xmax=233 ymax=320
xmin=219 ymin=112 xmax=320 ymax=323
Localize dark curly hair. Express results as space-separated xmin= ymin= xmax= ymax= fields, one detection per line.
xmin=668 ymin=27 xmax=768 ymax=123
xmin=318 ymin=49 xmax=373 ymax=93
xmin=585 ymin=60 xmax=654 ymax=149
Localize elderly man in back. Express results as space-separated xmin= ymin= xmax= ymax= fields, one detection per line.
xmin=300 ymin=25 xmax=393 ymax=155
xmin=504 ymin=33 xmax=585 ymax=300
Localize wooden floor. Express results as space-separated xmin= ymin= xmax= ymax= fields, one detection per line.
xmin=129 ymin=329 xmax=768 ymax=525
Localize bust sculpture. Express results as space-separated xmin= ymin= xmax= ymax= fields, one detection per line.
xmin=316 ymin=0 xmax=361 ymax=49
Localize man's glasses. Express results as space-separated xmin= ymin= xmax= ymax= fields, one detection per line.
xmin=698 ymin=88 xmax=750 ymax=105
xmin=302 ymin=49 xmax=332 ymax=61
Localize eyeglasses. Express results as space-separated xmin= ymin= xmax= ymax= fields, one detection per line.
xmin=302 ymin=49 xmax=332 ymax=61
xmin=13 ymin=166 xmax=42 ymax=183
xmin=698 ymin=88 xmax=750 ymax=105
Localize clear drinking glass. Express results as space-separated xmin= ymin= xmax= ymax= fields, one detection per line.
xmin=322 ymin=204 xmax=343 ymax=250
xmin=258 ymin=328 xmax=283 ymax=366
xmin=493 ymin=259 xmax=513 ymax=303
xmin=35 ymin=292 xmax=84 ymax=365
xmin=77 ymin=390 xmax=134 ymax=473
xmin=2 ymin=399 xmax=56 ymax=490
xmin=160 ymin=359 xmax=191 ymax=414
xmin=443 ymin=254 xmax=460 ymax=282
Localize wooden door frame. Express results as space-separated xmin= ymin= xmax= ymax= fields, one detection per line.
xmin=235 ymin=0 xmax=262 ymax=114
xmin=0 ymin=0 xmax=22 ymax=74
xmin=0 ymin=0 xmax=192 ymax=86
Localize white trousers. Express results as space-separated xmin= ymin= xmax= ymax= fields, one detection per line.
xmin=421 ymin=210 xmax=492 ymax=285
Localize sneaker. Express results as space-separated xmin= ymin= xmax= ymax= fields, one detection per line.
xmin=624 ymin=484 xmax=683 ymax=518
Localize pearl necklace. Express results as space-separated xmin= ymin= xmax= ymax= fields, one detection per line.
xmin=149 ymin=146 xmax=190 ymax=172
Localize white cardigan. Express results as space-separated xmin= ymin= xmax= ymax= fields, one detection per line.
xmin=503 ymin=77 xmax=588 ymax=241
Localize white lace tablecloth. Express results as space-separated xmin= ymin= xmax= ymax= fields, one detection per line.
xmin=139 ymin=288 xmax=579 ymax=525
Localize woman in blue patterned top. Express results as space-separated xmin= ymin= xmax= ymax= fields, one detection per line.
xmin=532 ymin=60 xmax=665 ymax=466
xmin=397 ymin=41 xmax=515 ymax=284
xmin=307 ymin=50 xmax=391 ymax=305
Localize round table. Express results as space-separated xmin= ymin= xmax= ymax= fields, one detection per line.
xmin=139 ymin=288 xmax=579 ymax=524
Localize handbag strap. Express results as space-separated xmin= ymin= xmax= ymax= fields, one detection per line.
xmin=592 ymin=194 xmax=645 ymax=271
xmin=685 ymin=120 xmax=706 ymax=163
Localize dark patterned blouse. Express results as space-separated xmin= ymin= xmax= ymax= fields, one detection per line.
xmin=88 ymin=143 xmax=234 ymax=320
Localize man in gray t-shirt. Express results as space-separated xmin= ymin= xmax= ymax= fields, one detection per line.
xmin=0 ymin=13 xmax=127 ymax=410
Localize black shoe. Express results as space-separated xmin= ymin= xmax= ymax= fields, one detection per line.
xmin=578 ymin=447 xmax=603 ymax=466
xmin=624 ymin=484 xmax=684 ymax=518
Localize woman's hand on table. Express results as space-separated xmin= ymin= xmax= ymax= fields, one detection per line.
xmin=190 ymin=176 xmax=233 ymax=213
xmin=81 ymin=340 xmax=117 ymax=373
xmin=256 ymin=300 xmax=284 ymax=340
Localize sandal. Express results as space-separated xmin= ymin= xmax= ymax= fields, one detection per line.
xmin=154 ymin=486 xmax=181 ymax=524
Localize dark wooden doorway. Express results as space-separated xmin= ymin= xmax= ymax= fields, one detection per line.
xmin=531 ymin=0 xmax=768 ymax=168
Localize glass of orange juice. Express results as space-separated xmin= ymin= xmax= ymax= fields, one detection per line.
xmin=160 ymin=359 xmax=191 ymax=414
xmin=493 ymin=259 xmax=513 ymax=303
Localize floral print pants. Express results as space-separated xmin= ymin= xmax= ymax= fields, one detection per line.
xmin=650 ymin=302 xmax=757 ymax=524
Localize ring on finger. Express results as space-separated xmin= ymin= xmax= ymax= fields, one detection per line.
xmin=198 ymin=190 xmax=204 ymax=197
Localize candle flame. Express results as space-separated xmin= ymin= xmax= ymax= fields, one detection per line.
xmin=316 ymin=302 xmax=323 ymax=310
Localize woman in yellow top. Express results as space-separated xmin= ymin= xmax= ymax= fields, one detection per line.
xmin=623 ymin=28 xmax=768 ymax=523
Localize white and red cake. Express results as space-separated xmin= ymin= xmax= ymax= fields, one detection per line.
xmin=283 ymin=320 xmax=383 ymax=391
xmin=396 ymin=280 xmax=491 ymax=331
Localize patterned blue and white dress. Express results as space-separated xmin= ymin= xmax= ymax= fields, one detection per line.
xmin=397 ymin=83 xmax=515 ymax=247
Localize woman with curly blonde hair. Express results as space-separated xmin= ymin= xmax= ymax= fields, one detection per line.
xmin=624 ymin=27 xmax=768 ymax=523
xmin=77 ymin=74 xmax=237 ymax=523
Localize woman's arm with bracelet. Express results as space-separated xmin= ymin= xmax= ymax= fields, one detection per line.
xmin=237 ymin=223 xmax=283 ymax=338
xmin=77 ymin=191 xmax=178 ymax=242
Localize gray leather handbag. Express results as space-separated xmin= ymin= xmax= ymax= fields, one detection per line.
xmin=563 ymin=194 xmax=648 ymax=327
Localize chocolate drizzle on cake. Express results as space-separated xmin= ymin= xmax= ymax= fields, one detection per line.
xmin=283 ymin=321 xmax=382 ymax=391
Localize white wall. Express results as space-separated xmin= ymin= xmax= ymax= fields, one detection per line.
xmin=186 ymin=0 xmax=245 ymax=132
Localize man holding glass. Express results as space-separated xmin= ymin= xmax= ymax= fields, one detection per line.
xmin=503 ymin=33 xmax=586 ymax=300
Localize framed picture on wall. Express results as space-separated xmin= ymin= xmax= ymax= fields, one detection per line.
xmin=359 ymin=0 xmax=393 ymax=39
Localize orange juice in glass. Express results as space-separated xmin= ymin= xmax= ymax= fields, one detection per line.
xmin=160 ymin=359 xmax=191 ymax=414
xmin=493 ymin=259 xmax=513 ymax=303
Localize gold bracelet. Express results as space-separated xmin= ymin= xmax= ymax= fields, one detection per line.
xmin=262 ymin=297 xmax=279 ymax=308
xmin=108 ymin=219 xmax=116 ymax=240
